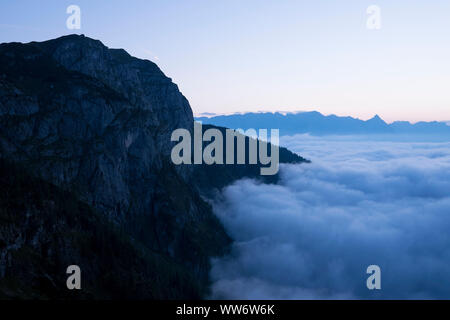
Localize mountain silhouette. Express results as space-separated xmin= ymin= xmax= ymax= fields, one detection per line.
xmin=196 ymin=111 xmax=450 ymax=138
xmin=0 ymin=35 xmax=305 ymax=299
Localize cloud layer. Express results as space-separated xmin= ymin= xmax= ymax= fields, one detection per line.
xmin=210 ymin=135 xmax=450 ymax=299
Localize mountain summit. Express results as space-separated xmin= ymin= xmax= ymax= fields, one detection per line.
xmin=368 ymin=114 xmax=384 ymax=122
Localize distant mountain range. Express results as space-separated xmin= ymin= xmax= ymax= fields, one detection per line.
xmin=196 ymin=112 xmax=450 ymax=138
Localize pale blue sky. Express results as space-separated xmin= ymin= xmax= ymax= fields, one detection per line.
xmin=1 ymin=0 xmax=449 ymax=122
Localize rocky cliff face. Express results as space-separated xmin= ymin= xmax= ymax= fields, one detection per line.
xmin=0 ymin=158 xmax=204 ymax=299
xmin=0 ymin=34 xmax=230 ymax=298
xmin=0 ymin=35 xmax=306 ymax=299
xmin=0 ymin=34 xmax=195 ymax=219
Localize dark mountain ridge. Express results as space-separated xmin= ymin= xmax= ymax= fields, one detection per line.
xmin=0 ymin=35 xmax=306 ymax=299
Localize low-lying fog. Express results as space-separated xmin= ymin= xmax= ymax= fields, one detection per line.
xmin=210 ymin=134 xmax=450 ymax=299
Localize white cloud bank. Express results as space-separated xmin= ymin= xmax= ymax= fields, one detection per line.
xmin=210 ymin=134 xmax=450 ymax=299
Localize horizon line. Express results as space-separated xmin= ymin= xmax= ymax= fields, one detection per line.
xmin=194 ymin=110 xmax=450 ymax=125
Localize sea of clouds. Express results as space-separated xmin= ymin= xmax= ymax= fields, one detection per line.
xmin=210 ymin=134 xmax=450 ymax=299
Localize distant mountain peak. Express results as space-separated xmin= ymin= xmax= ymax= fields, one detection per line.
xmin=368 ymin=114 xmax=384 ymax=122
xmin=195 ymin=111 xmax=450 ymax=137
